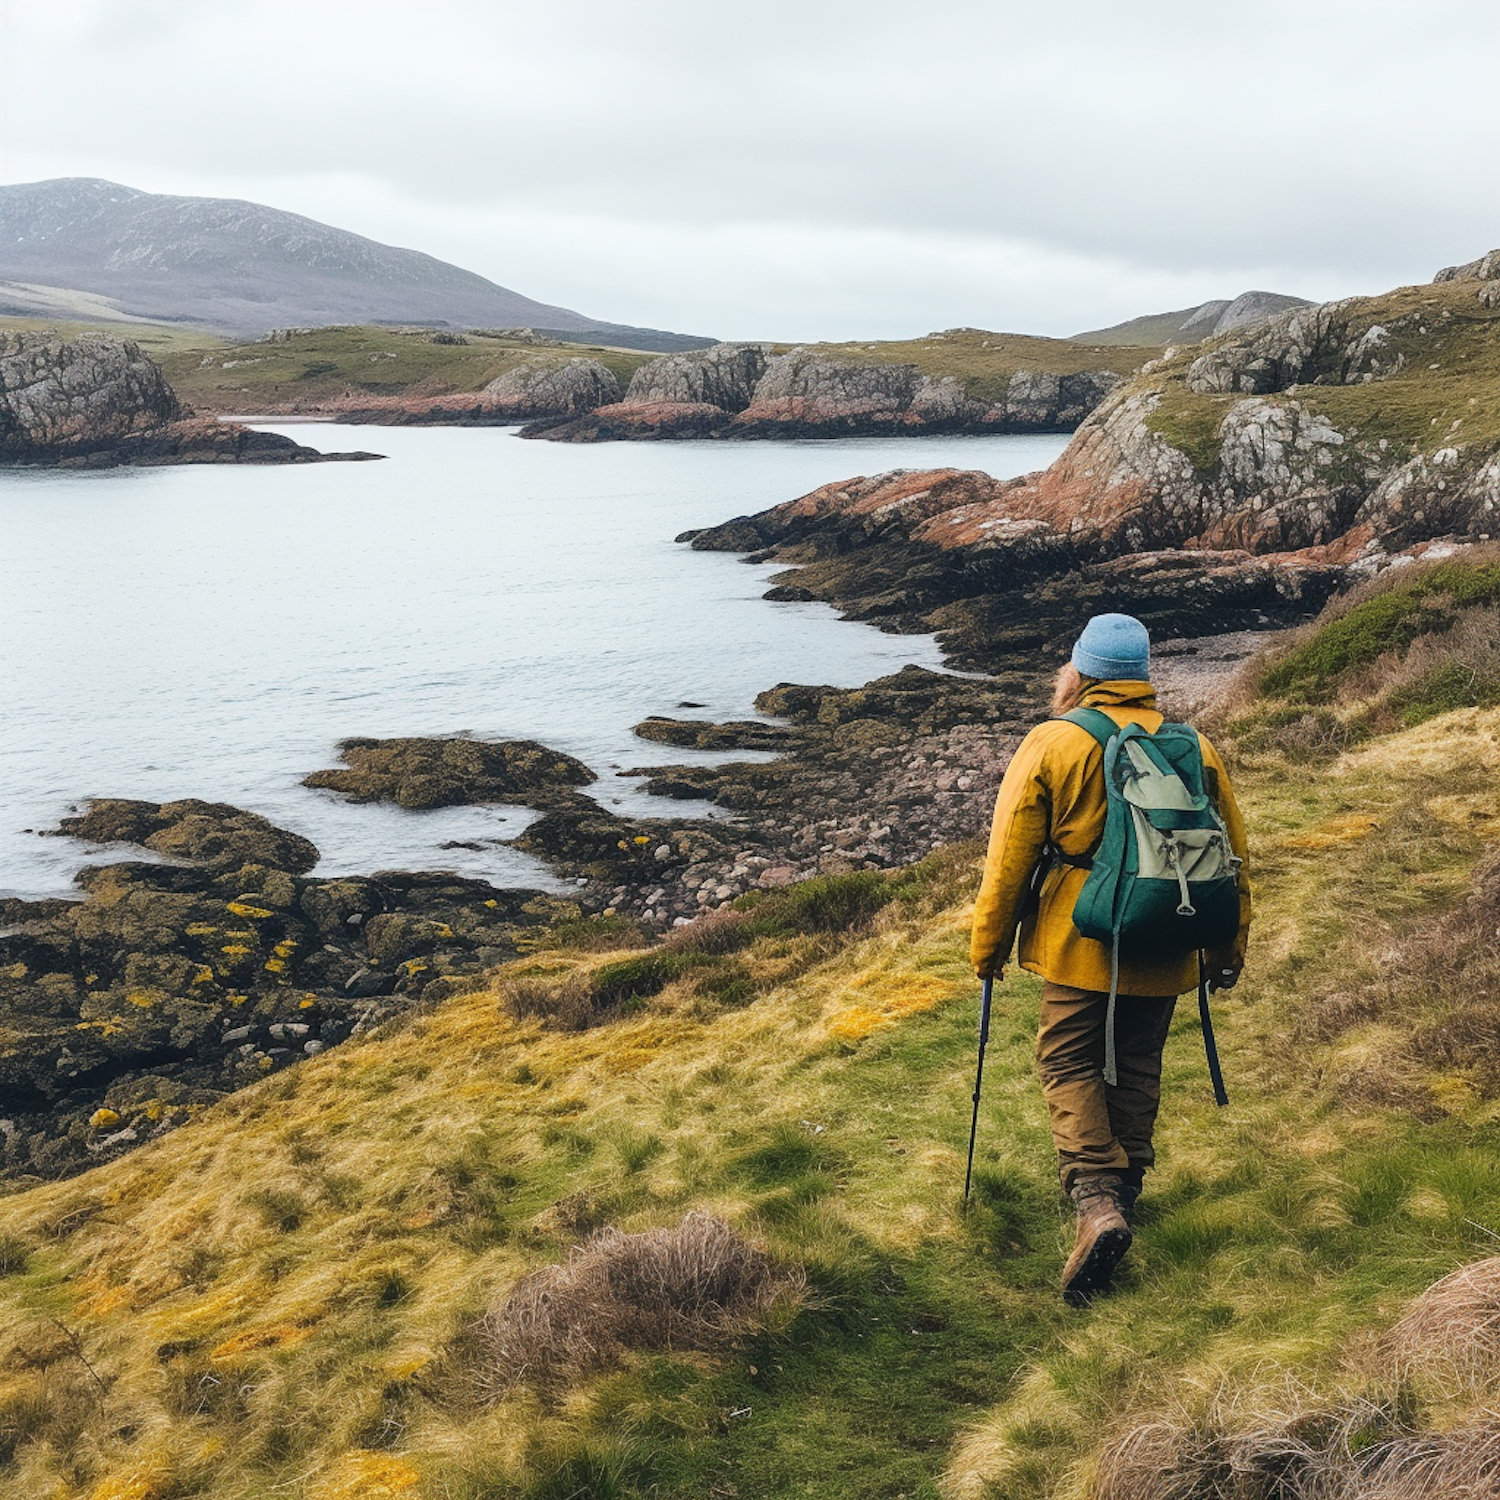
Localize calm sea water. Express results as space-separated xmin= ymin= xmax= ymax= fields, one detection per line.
xmin=0 ymin=426 xmax=1066 ymax=898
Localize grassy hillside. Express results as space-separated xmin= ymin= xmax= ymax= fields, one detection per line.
xmin=4 ymin=578 xmax=1500 ymax=1499
xmin=1143 ymin=278 xmax=1500 ymax=471
xmin=772 ymin=330 xmax=1160 ymax=406
xmin=0 ymin=314 xmax=223 ymax=359
xmin=2 ymin=317 xmax=1157 ymax=417
xmin=1066 ymin=308 xmax=1207 ymax=348
xmin=152 ymin=327 xmax=657 ymax=413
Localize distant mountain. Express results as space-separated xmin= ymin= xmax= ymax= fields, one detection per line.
xmin=0 ymin=178 xmax=713 ymax=350
xmin=1071 ymin=290 xmax=1313 ymax=347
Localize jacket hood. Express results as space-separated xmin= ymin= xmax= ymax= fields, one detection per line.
xmin=1080 ymin=680 xmax=1157 ymax=710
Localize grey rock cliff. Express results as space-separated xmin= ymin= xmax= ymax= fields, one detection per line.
xmin=0 ymin=330 xmax=179 ymax=460
xmin=482 ymin=358 xmax=621 ymax=417
xmin=624 ymin=343 xmax=770 ymax=409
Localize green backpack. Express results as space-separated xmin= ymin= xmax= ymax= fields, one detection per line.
xmin=1059 ymin=707 xmax=1242 ymax=1085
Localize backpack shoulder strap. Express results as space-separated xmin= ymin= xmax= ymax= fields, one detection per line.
xmin=1058 ymin=706 xmax=1120 ymax=752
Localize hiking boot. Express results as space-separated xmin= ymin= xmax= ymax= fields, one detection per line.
xmin=1118 ymin=1165 xmax=1145 ymax=1228
xmin=1061 ymin=1173 xmax=1132 ymax=1306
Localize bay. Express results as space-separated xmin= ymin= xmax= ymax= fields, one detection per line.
xmin=0 ymin=426 xmax=1066 ymax=897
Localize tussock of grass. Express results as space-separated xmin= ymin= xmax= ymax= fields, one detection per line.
xmin=1384 ymin=1255 xmax=1500 ymax=1402
xmin=474 ymin=1213 xmax=804 ymax=1399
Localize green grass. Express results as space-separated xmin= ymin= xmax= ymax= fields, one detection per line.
xmin=1259 ymin=558 xmax=1500 ymax=700
xmin=4 ymin=710 xmax=1500 ymax=1498
xmin=152 ymin=325 xmax=655 ymax=411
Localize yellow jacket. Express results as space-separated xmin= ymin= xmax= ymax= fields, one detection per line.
xmin=970 ymin=681 xmax=1251 ymax=996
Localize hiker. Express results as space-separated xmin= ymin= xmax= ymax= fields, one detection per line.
xmin=969 ymin=613 xmax=1251 ymax=1304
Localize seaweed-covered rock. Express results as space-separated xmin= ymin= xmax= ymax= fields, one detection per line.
xmin=303 ymin=736 xmax=596 ymax=809
xmin=632 ymin=718 xmax=797 ymax=752
xmin=56 ymin=798 xmax=320 ymax=873
xmin=0 ymin=805 xmax=571 ymax=1183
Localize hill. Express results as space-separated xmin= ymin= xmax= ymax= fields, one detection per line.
xmin=1072 ymin=290 xmax=1313 ymax=347
xmin=2 ymin=564 xmax=1500 ymax=1498
xmin=0 ymin=179 xmax=712 ymax=350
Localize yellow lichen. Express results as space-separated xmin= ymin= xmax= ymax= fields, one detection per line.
xmin=127 ymin=990 xmax=156 ymax=1009
xmin=209 ymin=1322 xmax=316 ymax=1360
xmin=828 ymin=971 xmax=955 ymax=1041
xmin=226 ymin=901 xmax=274 ymax=919
xmin=221 ymin=944 xmax=252 ymax=957
xmin=306 ymin=1451 xmax=422 ymax=1500
xmin=1278 ymin=812 xmax=1383 ymax=849
xmin=89 ymin=1107 xmax=121 ymax=1130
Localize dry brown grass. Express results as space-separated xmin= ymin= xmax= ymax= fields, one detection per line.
xmin=496 ymin=971 xmax=601 ymax=1031
xmin=1383 ymin=1255 xmax=1500 ymax=1401
xmin=1301 ymin=846 xmax=1500 ymax=1098
xmin=473 ymin=1212 xmax=804 ymax=1399
xmin=1094 ymin=1255 xmax=1500 ymax=1500
xmin=1095 ymin=1406 xmax=1500 ymax=1500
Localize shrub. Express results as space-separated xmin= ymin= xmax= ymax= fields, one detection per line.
xmin=473 ymin=1212 xmax=804 ymax=1398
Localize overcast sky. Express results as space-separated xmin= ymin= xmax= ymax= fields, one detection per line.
xmin=3 ymin=0 xmax=1498 ymax=341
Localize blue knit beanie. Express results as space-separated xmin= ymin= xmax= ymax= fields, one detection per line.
xmin=1071 ymin=613 xmax=1150 ymax=682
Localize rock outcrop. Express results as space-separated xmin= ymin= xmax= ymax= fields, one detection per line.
xmin=303 ymin=736 xmax=597 ymax=809
xmin=1 ymin=329 xmax=178 ymax=460
xmin=0 ymin=329 xmax=379 ymax=465
xmin=1435 ymin=248 xmax=1500 ymax=308
xmin=623 ymin=342 xmax=770 ymax=409
xmin=684 ymin=467 xmax=1348 ymax=670
xmin=678 ymin=269 xmax=1500 ymax=669
xmin=1 ymin=800 xmax=576 ymax=1182
xmin=524 ymin=341 xmax=1122 ymax=442
xmin=482 ymin=357 xmax=621 ymax=418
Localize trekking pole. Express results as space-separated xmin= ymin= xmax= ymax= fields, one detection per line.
xmin=1197 ymin=953 xmax=1229 ymax=1108
xmin=962 ymin=976 xmax=994 ymax=1212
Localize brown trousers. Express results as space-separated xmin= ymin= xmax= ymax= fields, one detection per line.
xmin=1036 ymin=982 xmax=1176 ymax=1192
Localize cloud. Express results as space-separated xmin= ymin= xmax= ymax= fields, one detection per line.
xmin=4 ymin=0 xmax=1499 ymax=336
